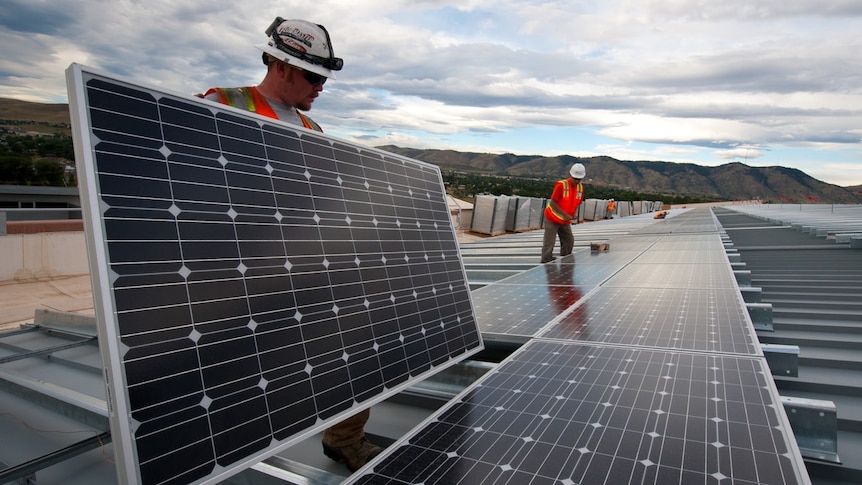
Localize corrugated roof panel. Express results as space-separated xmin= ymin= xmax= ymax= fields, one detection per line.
xmin=715 ymin=205 xmax=862 ymax=484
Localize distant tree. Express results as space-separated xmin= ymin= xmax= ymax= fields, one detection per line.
xmin=36 ymin=134 xmax=75 ymax=159
xmin=0 ymin=155 xmax=33 ymax=184
xmin=32 ymin=158 xmax=66 ymax=186
xmin=442 ymin=171 xmax=720 ymax=205
xmin=0 ymin=133 xmax=75 ymax=186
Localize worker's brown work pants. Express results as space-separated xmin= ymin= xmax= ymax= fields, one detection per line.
xmin=541 ymin=219 xmax=574 ymax=263
xmin=322 ymin=408 xmax=370 ymax=447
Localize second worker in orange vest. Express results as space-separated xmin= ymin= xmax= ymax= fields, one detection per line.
xmin=541 ymin=163 xmax=586 ymax=263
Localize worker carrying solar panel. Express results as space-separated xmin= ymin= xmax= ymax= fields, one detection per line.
xmin=202 ymin=17 xmax=381 ymax=473
xmin=541 ymin=163 xmax=586 ymax=263
xmin=203 ymin=17 xmax=340 ymax=133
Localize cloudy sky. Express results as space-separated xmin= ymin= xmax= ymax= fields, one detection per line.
xmin=2 ymin=0 xmax=861 ymax=186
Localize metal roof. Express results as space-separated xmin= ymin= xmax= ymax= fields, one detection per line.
xmin=3 ymin=204 xmax=862 ymax=484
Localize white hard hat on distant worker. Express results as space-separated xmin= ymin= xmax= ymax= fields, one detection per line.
xmin=256 ymin=17 xmax=343 ymax=79
xmin=570 ymin=163 xmax=586 ymax=179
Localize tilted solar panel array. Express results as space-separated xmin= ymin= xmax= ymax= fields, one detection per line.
xmin=347 ymin=209 xmax=811 ymax=483
xmin=351 ymin=341 xmax=800 ymax=485
xmin=66 ymin=64 xmax=482 ymax=485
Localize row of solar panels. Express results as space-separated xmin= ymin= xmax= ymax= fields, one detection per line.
xmin=345 ymin=208 xmax=811 ymax=484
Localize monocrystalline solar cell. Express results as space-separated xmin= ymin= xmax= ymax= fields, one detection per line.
xmin=346 ymin=340 xmax=809 ymax=485
xmin=67 ymin=64 xmax=482 ymax=485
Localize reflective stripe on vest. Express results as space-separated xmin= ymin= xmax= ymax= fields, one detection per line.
xmin=204 ymin=86 xmax=322 ymax=132
xmin=544 ymin=180 xmax=584 ymax=224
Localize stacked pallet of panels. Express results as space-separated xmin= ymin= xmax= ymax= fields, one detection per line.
xmin=505 ymin=197 xmax=533 ymax=232
xmin=529 ymin=197 xmax=546 ymax=229
xmin=471 ymin=195 xmax=510 ymax=236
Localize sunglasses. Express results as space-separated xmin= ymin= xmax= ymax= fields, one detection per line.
xmin=301 ymin=69 xmax=327 ymax=86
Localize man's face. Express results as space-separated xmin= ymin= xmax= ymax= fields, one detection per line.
xmin=276 ymin=62 xmax=325 ymax=111
xmin=291 ymin=66 xmax=325 ymax=112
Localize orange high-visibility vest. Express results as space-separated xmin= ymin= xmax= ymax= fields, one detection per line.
xmin=204 ymin=86 xmax=322 ymax=132
xmin=544 ymin=179 xmax=584 ymax=224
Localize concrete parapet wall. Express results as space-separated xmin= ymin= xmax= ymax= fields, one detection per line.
xmin=0 ymin=231 xmax=89 ymax=281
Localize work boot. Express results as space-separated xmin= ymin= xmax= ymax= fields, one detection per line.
xmin=322 ymin=436 xmax=382 ymax=472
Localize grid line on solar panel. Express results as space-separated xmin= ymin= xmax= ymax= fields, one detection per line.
xmin=70 ymin=67 xmax=482 ymax=485
xmin=538 ymin=287 xmax=759 ymax=355
xmin=347 ymin=341 xmax=807 ymax=485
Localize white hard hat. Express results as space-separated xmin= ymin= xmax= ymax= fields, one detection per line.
xmin=570 ymin=163 xmax=586 ymax=179
xmin=256 ymin=17 xmax=343 ymax=79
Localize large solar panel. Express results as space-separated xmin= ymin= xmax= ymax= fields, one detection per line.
xmin=491 ymin=257 xmax=624 ymax=287
xmin=346 ymin=340 xmax=809 ymax=484
xmin=539 ymin=287 xmax=760 ymax=354
xmin=648 ymin=233 xmax=726 ymax=248
xmin=66 ymin=64 xmax=482 ymax=485
xmin=472 ymin=283 xmax=589 ymax=343
xmin=472 ymin=257 xmax=605 ymax=343
xmin=633 ymin=249 xmax=730 ymax=264
xmin=632 ymin=211 xmax=720 ymax=235
xmin=603 ymin=262 xmax=737 ymax=289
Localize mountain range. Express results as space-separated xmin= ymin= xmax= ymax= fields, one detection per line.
xmin=2 ymin=97 xmax=859 ymax=203
xmin=378 ymin=148 xmax=862 ymax=204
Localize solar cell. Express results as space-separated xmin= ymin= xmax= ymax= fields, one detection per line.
xmin=346 ymin=340 xmax=809 ymax=485
xmin=67 ymin=64 xmax=482 ymax=485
